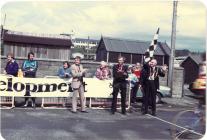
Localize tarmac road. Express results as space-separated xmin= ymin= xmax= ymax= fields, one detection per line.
xmin=1 ymin=102 xmax=205 ymax=140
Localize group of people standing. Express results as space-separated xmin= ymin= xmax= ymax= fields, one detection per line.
xmin=3 ymin=52 xmax=167 ymax=116
xmin=4 ymin=52 xmax=38 ymax=108
xmin=109 ymin=56 xmax=167 ymax=116
xmin=4 ymin=53 xmax=87 ymax=112
xmin=91 ymin=56 xmax=167 ymax=116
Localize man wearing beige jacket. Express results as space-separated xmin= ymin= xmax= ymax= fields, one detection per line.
xmin=70 ymin=56 xmax=87 ymax=113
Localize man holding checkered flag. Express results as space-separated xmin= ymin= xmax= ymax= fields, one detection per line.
xmin=140 ymin=28 xmax=168 ymax=116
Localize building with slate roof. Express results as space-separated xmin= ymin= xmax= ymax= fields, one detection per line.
xmin=176 ymin=54 xmax=204 ymax=84
xmin=1 ymin=29 xmax=72 ymax=60
xmin=96 ymin=36 xmax=170 ymax=65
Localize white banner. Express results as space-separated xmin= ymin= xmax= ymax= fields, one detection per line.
xmin=0 ymin=75 xmax=115 ymax=98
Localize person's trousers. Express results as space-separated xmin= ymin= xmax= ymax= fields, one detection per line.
xmin=25 ymin=89 xmax=36 ymax=104
xmin=131 ymin=83 xmax=138 ymax=103
xmin=24 ymin=74 xmax=36 ymax=105
xmin=143 ymin=80 xmax=156 ymax=114
xmin=72 ymin=85 xmax=86 ymax=112
xmin=111 ymin=82 xmax=127 ymax=113
xmin=25 ymin=97 xmax=36 ymax=103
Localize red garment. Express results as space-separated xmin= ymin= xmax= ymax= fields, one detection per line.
xmin=133 ymin=70 xmax=141 ymax=78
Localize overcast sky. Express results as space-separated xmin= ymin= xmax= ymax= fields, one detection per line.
xmin=1 ymin=0 xmax=206 ymax=52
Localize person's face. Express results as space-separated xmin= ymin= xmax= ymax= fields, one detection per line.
xmin=136 ymin=63 xmax=140 ymax=66
xmin=136 ymin=63 xmax=141 ymax=68
xmin=7 ymin=55 xmax=12 ymax=62
xmin=29 ymin=54 xmax=34 ymax=60
xmin=133 ymin=67 xmax=136 ymax=71
xmin=118 ymin=58 xmax=124 ymax=65
xmin=63 ymin=63 xmax=68 ymax=69
xmin=75 ymin=58 xmax=80 ymax=64
xmin=128 ymin=68 xmax=132 ymax=73
xmin=100 ymin=63 xmax=106 ymax=68
xmin=150 ymin=60 xmax=157 ymax=67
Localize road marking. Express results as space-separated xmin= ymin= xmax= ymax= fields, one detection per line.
xmin=146 ymin=114 xmax=204 ymax=137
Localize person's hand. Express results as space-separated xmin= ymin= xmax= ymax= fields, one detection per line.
xmin=3 ymin=70 xmax=7 ymax=74
xmin=123 ymin=72 xmax=127 ymax=76
xmin=83 ymin=69 xmax=88 ymax=73
xmin=162 ymin=64 xmax=168 ymax=71
xmin=65 ymin=73 xmax=69 ymax=78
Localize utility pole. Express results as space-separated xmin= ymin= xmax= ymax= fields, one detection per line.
xmin=1 ymin=14 xmax=6 ymax=56
xmin=168 ymin=1 xmax=178 ymax=95
xmin=87 ymin=36 xmax=90 ymax=59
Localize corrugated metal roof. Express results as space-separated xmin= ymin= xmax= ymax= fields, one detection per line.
xmin=179 ymin=54 xmax=203 ymax=66
xmin=102 ymin=36 xmax=170 ymax=56
xmin=190 ymin=54 xmax=203 ymax=64
xmin=175 ymin=54 xmax=203 ymax=66
xmin=159 ymin=42 xmax=171 ymax=56
xmin=3 ymin=30 xmax=72 ymax=47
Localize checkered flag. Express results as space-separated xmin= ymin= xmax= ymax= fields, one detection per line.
xmin=144 ymin=28 xmax=160 ymax=63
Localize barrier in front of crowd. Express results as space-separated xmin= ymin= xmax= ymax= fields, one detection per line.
xmin=0 ymin=75 xmax=15 ymax=109
xmin=0 ymin=74 xmax=131 ymax=109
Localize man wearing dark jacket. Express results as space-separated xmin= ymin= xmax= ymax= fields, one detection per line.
xmin=140 ymin=59 xmax=167 ymax=116
xmin=4 ymin=53 xmax=19 ymax=77
xmin=111 ymin=56 xmax=128 ymax=115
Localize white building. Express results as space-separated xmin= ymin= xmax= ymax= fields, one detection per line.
xmin=72 ymin=38 xmax=99 ymax=49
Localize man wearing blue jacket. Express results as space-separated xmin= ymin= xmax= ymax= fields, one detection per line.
xmin=57 ymin=61 xmax=72 ymax=79
xmin=4 ymin=53 xmax=19 ymax=77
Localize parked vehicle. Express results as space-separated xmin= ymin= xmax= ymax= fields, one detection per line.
xmin=189 ymin=61 xmax=206 ymax=97
xmin=136 ymin=85 xmax=171 ymax=103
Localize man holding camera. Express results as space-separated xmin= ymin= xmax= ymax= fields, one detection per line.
xmin=70 ymin=56 xmax=87 ymax=113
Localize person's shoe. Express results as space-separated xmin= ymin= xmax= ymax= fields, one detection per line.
xmin=151 ymin=112 xmax=156 ymax=116
xmin=122 ymin=110 xmax=126 ymax=114
xmin=23 ymin=102 xmax=28 ymax=107
xmin=81 ymin=110 xmax=88 ymax=113
xmin=142 ymin=111 xmax=148 ymax=115
xmin=111 ymin=111 xmax=115 ymax=115
xmin=122 ymin=112 xmax=126 ymax=115
xmin=32 ymin=103 xmax=36 ymax=109
xmin=71 ymin=111 xmax=77 ymax=114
